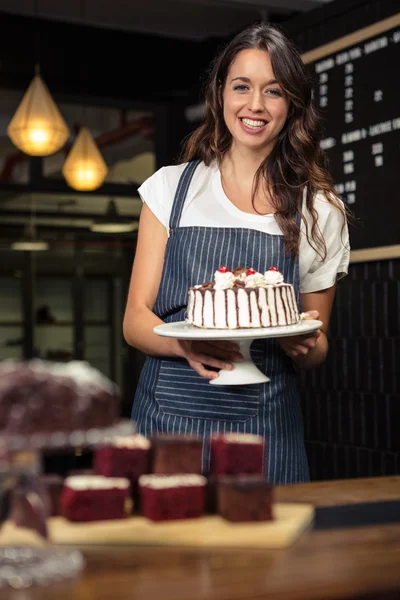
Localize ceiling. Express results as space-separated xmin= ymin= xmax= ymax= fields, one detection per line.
xmin=0 ymin=0 xmax=334 ymax=41
xmin=0 ymin=0 xmax=334 ymax=247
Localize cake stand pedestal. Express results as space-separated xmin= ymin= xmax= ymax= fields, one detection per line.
xmin=0 ymin=419 xmax=135 ymax=589
xmin=154 ymin=320 xmax=323 ymax=386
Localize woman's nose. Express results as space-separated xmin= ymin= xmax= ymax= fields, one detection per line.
xmin=247 ymin=92 xmax=264 ymax=112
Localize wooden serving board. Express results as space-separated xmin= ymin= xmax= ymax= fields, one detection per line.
xmin=0 ymin=503 xmax=314 ymax=549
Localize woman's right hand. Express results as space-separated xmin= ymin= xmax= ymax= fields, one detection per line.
xmin=177 ymin=340 xmax=243 ymax=380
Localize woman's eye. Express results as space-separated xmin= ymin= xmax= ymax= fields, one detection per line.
xmin=233 ymin=85 xmax=248 ymax=91
xmin=267 ymin=89 xmax=283 ymax=97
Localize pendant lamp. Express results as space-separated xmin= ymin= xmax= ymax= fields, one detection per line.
xmin=62 ymin=126 xmax=108 ymax=191
xmin=90 ymin=199 xmax=138 ymax=233
xmin=11 ymin=221 xmax=49 ymax=251
xmin=7 ymin=72 xmax=70 ymax=156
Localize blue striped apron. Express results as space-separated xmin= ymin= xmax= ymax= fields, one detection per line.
xmin=132 ymin=160 xmax=309 ymax=484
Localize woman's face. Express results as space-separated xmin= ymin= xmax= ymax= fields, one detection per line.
xmin=222 ymin=48 xmax=290 ymax=155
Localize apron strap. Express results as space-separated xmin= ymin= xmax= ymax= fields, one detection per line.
xmin=169 ymin=160 xmax=201 ymax=230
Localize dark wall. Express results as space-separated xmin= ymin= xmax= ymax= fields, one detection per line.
xmin=285 ymin=0 xmax=400 ymax=480
xmin=0 ymin=11 xmax=218 ymax=105
xmin=299 ymin=259 xmax=400 ymax=480
xmin=283 ymin=0 xmax=399 ymax=52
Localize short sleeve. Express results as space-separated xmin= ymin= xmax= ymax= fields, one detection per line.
xmin=300 ymin=194 xmax=350 ymax=294
xmin=137 ymin=167 xmax=169 ymax=229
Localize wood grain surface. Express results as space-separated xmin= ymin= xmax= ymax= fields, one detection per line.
xmin=0 ymin=502 xmax=315 ymax=549
xmin=2 ymin=476 xmax=400 ymax=600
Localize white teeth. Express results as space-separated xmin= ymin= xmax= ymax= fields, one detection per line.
xmin=241 ymin=118 xmax=266 ymax=129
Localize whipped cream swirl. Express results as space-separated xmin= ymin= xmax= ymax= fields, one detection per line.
xmin=214 ymin=270 xmax=235 ymax=290
xmin=264 ymin=269 xmax=284 ymax=284
xmin=245 ymin=272 xmax=267 ymax=288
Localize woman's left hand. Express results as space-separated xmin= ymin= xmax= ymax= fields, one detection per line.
xmin=278 ymin=310 xmax=321 ymax=359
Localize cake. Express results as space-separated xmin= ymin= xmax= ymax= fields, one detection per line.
xmin=94 ymin=434 xmax=151 ymax=479
xmin=186 ymin=266 xmax=300 ymax=329
xmin=0 ymin=359 xmax=120 ymax=435
xmin=139 ymin=474 xmax=206 ymax=521
xmin=217 ymin=475 xmax=273 ymax=522
xmin=60 ymin=475 xmax=130 ymax=522
xmin=38 ymin=474 xmax=65 ymax=517
xmin=210 ymin=433 xmax=264 ymax=476
xmin=10 ymin=476 xmax=50 ymax=538
xmin=150 ymin=434 xmax=203 ymax=475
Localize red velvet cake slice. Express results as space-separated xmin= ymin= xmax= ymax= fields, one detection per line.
xmin=217 ymin=475 xmax=273 ymax=522
xmin=210 ymin=433 xmax=264 ymax=476
xmin=60 ymin=475 xmax=130 ymax=522
xmin=139 ymin=474 xmax=207 ymax=521
xmin=94 ymin=434 xmax=151 ymax=479
xmin=151 ymin=434 xmax=203 ymax=474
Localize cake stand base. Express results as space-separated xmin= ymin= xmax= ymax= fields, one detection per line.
xmin=210 ymin=339 xmax=269 ymax=386
xmin=0 ymin=546 xmax=85 ymax=589
xmin=153 ymin=320 xmax=323 ymax=386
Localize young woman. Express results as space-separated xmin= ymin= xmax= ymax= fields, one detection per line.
xmin=123 ymin=22 xmax=350 ymax=484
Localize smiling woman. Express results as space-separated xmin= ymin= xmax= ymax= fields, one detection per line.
xmin=222 ymin=50 xmax=289 ymax=155
xmin=123 ymin=22 xmax=351 ymax=485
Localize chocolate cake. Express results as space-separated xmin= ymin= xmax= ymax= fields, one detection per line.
xmin=139 ymin=474 xmax=206 ymax=521
xmin=0 ymin=359 xmax=120 ymax=435
xmin=150 ymin=434 xmax=203 ymax=474
xmin=186 ymin=266 xmax=300 ymax=329
xmin=217 ymin=475 xmax=273 ymax=522
xmin=210 ymin=433 xmax=264 ymax=476
xmin=38 ymin=474 xmax=65 ymax=517
xmin=60 ymin=475 xmax=130 ymax=522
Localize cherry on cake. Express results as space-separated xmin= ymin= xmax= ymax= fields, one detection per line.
xmin=60 ymin=475 xmax=130 ymax=522
xmin=217 ymin=475 xmax=273 ymax=522
xmin=186 ymin=266 xmax=300 ymax=329
xmin=139 ymin=474 xmax=206 ymax=521
xmin=210 ymin=433 xmax=265 ymax=476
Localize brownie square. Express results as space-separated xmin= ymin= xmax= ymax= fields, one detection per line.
xmin=217 ymin=475 xmax=273 ymax=522
xmin=151 ymin=434 xmax=203 ymax=474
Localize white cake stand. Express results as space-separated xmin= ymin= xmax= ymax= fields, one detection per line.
xmin=154 ymin=319 xmax=323 ymax=386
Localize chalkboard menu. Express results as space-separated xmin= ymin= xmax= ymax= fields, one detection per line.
xmin=303 ymin=16 xmax=400 ymax=251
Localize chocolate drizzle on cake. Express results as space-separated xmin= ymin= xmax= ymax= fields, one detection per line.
xmin=186 ymin=266 xmax=300 ymax=329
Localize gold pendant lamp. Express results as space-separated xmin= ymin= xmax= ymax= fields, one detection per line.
xmin=62 ymin=126 xmax=108 ymax=191
xmin=7 ymin=67 xmax=70 ymax=156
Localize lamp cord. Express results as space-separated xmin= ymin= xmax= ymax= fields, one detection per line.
xmin=33 ymin=0 xmax=41 ymax=75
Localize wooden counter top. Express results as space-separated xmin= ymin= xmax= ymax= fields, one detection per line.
xmin=3 ymin=475 xmax=400 ymax=600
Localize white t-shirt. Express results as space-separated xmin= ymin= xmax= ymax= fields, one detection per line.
xmin=138 ymin=160 xmax=350 ymax=294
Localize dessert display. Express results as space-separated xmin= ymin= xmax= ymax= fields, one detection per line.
xmin=217 ymin=475 xmax=273 ymax=522
xmin=186 ymin=266 xmax=300 ymax=329
xmin=38 ymin=474 xmax=65 ymax=516
xmin=1 ymin=430 xmax=313 ymax=553
xmin=94 ymin=434 xmax=151 ymax=480
xmin=0 ymin=359 xmax=120 ymax=435
xmin=60 ymin=475 xmax=130 ymax=522
xmin=210 ymin=433 xmax=265 ymax=476
xmin=0 ymin=358 xmax=134 ymax=589
xmin=138 ymin=474 xmax=207 ymax=521
xmin=150 ymin=434 xmax=203 ymax=475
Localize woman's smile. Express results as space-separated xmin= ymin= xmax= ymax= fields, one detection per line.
xmin=239 ymin=117 xmax=269 ymax=134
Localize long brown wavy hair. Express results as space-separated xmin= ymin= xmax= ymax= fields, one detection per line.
xmin=180 ymin=22 xmax=350 ymax=258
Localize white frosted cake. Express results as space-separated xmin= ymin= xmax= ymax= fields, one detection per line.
xmin=186 ymin=266 xmax=300 ymax=329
